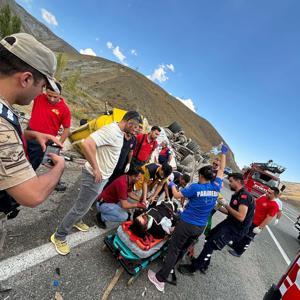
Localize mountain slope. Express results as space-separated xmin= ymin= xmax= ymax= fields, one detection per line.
xmin=2 ymin=0 xmax=239 ymax=170
xmin=0 ymin=0 xmax=77 ymax=53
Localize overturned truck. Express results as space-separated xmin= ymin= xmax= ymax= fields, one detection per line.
xmin=68 ymin=107 xmax=210 ymax=177
xmin=162 ymin=121 xmax=209 ymax=177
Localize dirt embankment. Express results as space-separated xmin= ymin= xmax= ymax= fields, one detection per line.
xmin=281 ymin=182 xmax=300 ymax=208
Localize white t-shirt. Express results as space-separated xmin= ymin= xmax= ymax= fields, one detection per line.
xmin=274 ymin=198 xmax=283 ymax=211
xmin=85 ymin=122 xmax=124 ymax=179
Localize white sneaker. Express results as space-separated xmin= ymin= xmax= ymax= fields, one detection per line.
xmin=148 ymin=269 xmax=165 ymax=292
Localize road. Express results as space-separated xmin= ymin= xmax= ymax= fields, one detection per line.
xmin=0 ymin=170 xmax=299 ymax=300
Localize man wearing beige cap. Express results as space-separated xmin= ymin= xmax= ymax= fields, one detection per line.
xmin=0 ymin=33 xmax=65 ymax=219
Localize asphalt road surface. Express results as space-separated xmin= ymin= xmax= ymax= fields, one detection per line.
xmin=0 ymin=171 xmax=299 ymax=300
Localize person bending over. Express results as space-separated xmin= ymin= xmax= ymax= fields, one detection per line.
xmin=134 ymin=163 xmax=173 ymax=204
xmin=147 ymin=145 xmax=227 ymax=293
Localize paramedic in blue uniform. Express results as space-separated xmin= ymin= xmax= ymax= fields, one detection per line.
xmin=178 ymin=172 xmax=255 ymax=275
xmin=147 ymin=144 xmax=228 ymax=293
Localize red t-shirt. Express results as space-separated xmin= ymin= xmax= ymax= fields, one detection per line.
xmin=253 ymin=195 xmax=279 ymax=226
xmin=29 ymin=93 xmax=71 ymax=136
xmin=133 ymin=133 xmax=158 ymax=162
xmin=100 ymin=175 xmax=132 ymax=204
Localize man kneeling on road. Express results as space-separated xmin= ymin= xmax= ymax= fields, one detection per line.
xmin=228 ymin=187 xmax=280 ymax=257
xmin=96 ymin=167 xmax=146 ymax=228
xmin=178 ymin=173 xmax=255 ymax=275
xmin=50 ymin=111 xmax=141 ymax=255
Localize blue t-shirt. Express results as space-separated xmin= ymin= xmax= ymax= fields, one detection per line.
xmin=180 ymin=177 xmax=223 ymax=226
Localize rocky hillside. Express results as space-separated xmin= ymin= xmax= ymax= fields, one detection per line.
xmin=1 ymin=0 xmax=239 ymax=170
xmin=0 ymin=0 xmax=77 ymax=53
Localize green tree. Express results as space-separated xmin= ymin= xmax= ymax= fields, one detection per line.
xmin=0 ymin=4 xmax=22 ymax=38
xmin=55 ymin=53 xmax=68 ymax=80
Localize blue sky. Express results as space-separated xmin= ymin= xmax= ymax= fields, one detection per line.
xmin=17 ymin=0 xmax=300 ymax=182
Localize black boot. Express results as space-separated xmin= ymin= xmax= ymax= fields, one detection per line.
xmin=165 ymin=269 xmax=177 ymax=286
xmin=178 ymin=264 xmax=196 ymax=276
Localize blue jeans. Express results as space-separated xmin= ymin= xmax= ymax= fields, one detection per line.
xmin=55 ymin=167 xmax=108 ymax=240
xmin=96 ymin=202 xmax=128 ymax=222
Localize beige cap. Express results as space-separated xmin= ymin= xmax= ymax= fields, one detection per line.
xmin=0 ymin=33 xmax=59 ymax=93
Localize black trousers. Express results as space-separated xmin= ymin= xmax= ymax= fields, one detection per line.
xmin=156 ymin=220 xmax=205 ymax=282
xmin=27 ymin=139 xmax=43 ymax=171
xmin=192 ymin=220 xmax=242 ymax=271
xmin=231 ymin=223 xmax=256 ymax=255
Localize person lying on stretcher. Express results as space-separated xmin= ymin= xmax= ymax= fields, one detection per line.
xmin=129 ymin=199 xmax=178 ymax=239
xmin=129 ymin=199 xmax=179 ymax=285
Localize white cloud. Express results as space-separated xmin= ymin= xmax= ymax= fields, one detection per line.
xmin=176 ymin=96 xmax=197 ymax=112
xmin=106 ymin=41 xmax=113 ymax=49
xmin=80 ymin=48 xmax=97 ymax=56
xmin=112 ymin=46 xmax=127 ymax=65
xmin=106 ymin=42 xmax=128 ymax=65
xmin=41 ymin=8 xmax=58 ymax=26
xmin=147 ymin=63 xmax=175 ymax=83
xmin=166 ymin=64 xmax=175 ymax=72
xmin=147 ymin=65 xmax=168 ymax=83
xmin=95 ymin=37 xmax=100 ymax=42
xmin=131 ymin=49 xmax=138 ymax=56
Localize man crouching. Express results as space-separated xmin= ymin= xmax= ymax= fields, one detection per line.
xmin=96 ymin=167 xmax=146 ymax=228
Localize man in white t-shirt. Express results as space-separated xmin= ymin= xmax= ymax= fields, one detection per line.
xmin=51 ymin=111 xmax=141 ymax=255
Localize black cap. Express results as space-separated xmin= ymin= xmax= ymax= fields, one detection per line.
xmin=123 ymin=111 xmax=142 ymax=123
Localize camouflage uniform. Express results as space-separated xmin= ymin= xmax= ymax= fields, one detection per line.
xmin=0 ymin=98 xmax=35 ymax=191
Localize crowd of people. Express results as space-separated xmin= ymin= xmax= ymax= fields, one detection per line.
xmin=0 ymin=33 xmax=282 ymax=294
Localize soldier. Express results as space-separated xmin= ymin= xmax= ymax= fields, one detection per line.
xmin=0 ymin=33 xmax=65 ymax=218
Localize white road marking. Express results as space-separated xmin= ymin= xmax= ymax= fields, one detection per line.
xmin=0 ymin=226 xmax=109 ymax=281
xmin=266 ymin=225 xmax=291 ymax=265
xmin=284 ymin=206 xmax=299 ymax=216
xmin=283 ymin=208 xmax=298 ymax=218
xmin=282 ymin=212 xmax=296 ymax=224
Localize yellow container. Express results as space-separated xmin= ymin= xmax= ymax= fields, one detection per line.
xmin=69 ymin=108 xmax=127 ymax=143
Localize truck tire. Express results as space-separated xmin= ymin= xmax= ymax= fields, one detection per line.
xmin=186 ymin=140 xmax=200 ymax=152
xmin=178 ymin=147 xmax=191 ymax=158
xmin=177 ymin=164 xmax=193 ymax=174
xmin=181 ymin=155 xmax=194 ymax=166
xmin=79 ymin=119 xmax=88 ymax=126
xmin=168 ymin=122 xmax=182 ymax=134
